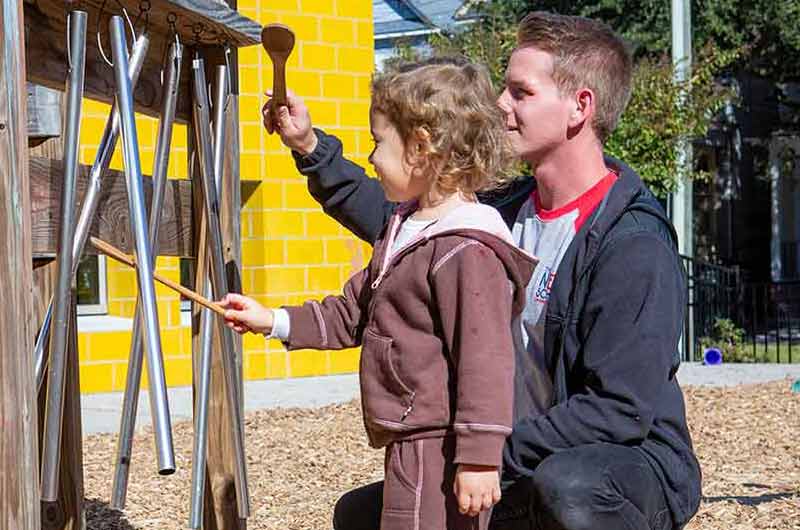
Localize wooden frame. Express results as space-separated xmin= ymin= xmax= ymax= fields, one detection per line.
xmin=2 ymin=0 xmax=259 ymax=527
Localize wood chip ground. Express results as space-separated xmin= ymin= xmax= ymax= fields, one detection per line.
xmin=83 ymin=379 xmax=800 ymax=529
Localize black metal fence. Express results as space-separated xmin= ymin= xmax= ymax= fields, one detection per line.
xmin=681 ymin=256 xmax=799 ymax=363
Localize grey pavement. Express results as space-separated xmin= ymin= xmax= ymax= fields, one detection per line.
xmin=676 ymin=361 xmax=800 ymax=388
xmin=81 ymin=373 xmax=360 ymax=434
xmin=81 ymin=364 xmax=800 ymax=435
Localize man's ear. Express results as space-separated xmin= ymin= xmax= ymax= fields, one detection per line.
xmin=569 ymin=88 xmax=595 ymax=128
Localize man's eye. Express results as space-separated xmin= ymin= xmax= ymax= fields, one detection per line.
xmin=511 ymin=88 xmax=527 ymax=99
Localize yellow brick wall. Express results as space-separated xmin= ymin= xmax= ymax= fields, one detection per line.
xmin=77 ymin=0 xmax=374 ymax=393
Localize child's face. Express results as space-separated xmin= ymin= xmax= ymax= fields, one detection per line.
xmin=368 ymin=110 xmax=427 ymax=202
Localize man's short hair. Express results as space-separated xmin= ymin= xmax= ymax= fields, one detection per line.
xmin=517 ymin=11 xmax=633 ymax=143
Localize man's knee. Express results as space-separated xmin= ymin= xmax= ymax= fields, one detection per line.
xmin=332 ymin=481 xmax=383 ymax=530
xmin=530 ymin=450 xmax=605 ymax=530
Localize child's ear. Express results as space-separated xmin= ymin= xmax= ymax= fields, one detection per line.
xmin=410 ymin=126 xmax=432 ymax=155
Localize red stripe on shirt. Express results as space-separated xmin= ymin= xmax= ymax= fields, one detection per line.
xmin=532 ymin=171 xmax=618 ymax=231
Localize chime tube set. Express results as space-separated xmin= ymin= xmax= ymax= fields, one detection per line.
xmin=40 ymin=9 xmax=86 ymax=503
xmin=109 ymin=15 xmax=174 ymax=475
xmin=189 ymin=63 xmax=230 ymax=529
xmin=111 ymin=37 xmax=183 ymax=510
xmin=192 ymin=56 xmax=250 ymax=519
xmin=33 ymin=33 xmax=151 ymax=390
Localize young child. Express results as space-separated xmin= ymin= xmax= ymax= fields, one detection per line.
xmin=220 ymin=60 xmax=536 ymax=530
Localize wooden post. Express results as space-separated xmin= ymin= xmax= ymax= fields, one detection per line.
xmin=28 ymin=84 xmax=86 ymax=530
xmin=0 ymin=0 xmax=40 ymax=527
xmin=190 ymin=46 xmax=246 ymax=530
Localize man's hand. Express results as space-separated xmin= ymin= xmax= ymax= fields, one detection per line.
xmin=454 ymin=464 xmax=501 ymax=517
xmin=218 ymin=293 xmax=274 ymax=335
xmin=262 ymin=89 xmax=318 ymax=155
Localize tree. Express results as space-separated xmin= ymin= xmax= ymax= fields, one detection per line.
xmin=429 ymin=0 xmax=739 ymax=197
xmin=456 ymin=0 xmax=800 ymax=81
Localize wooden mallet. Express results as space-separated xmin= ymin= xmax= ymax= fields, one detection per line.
xmin=261 ymin=23 xmax=295 ymax=111
xmin=89 ymin=236 xmax=226 ymax=317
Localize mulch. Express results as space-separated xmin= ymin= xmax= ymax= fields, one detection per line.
xmin=82 ymin=379 xmax=800 ymax=529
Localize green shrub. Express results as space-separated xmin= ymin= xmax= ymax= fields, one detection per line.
xmin=698 ymin=318 xmax=768 ymax=363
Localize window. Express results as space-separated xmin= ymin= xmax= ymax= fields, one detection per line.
xmin=180 ymin=258 xmax=194 ymax=311
xmin=76 ymin=255 xmax=108 ymax=315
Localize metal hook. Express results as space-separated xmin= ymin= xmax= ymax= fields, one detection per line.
xmin=223 ymin=44 xmax=233 ymax=109
xmin=135 ymin=0 xmax=151 ymax=34
xmin=97 ymin=0 xmax=138 ymax=67
xmin=160 ymin=13 xmax=181 ymax=85
xmin=192 ymin=22 xmax=205 ymax=47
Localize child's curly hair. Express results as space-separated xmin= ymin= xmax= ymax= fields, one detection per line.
xmin=371 ymin=57 xmax=515 ymax=195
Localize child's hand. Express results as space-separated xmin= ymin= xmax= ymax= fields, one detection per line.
xmin=454 ymin=464 xmax=501 ymax=517
xmin=218 ymin=293 xmax=274 ymax=335
xmin=262 ymin=89 xmax=317 ymax=155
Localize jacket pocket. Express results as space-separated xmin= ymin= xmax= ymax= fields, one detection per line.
xmin=360 ymin=329 xmax=417 ymax=432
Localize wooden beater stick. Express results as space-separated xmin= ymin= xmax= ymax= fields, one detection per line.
xmin=89 ymin=236 xmax=226 ymax=317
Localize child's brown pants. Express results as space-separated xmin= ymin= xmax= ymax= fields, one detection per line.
xmin=381 ymin=436 xmax=492 ymax=530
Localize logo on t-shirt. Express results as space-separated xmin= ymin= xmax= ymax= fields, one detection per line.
xmin=534 ymin=266 xmax=556 ymax=303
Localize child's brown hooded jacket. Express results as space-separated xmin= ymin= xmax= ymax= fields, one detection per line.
xmin=282 ymin=202 xmax=536 ymax=467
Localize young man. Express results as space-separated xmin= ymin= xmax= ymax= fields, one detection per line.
xmin=263 ymin=11 xmax=701 ymax=530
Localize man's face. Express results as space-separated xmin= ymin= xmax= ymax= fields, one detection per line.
xmin=497 ymin=47 xmax=576 ymax=165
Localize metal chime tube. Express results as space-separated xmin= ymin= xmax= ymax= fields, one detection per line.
xmin=110 ymin=38 xmax=183 ymax=509
xmin=192 ymin=56 xmax=250 ymax=518
xmin=40 ymin=10 xmax=87 ymax=502
xmin=189 ymin=63 xmax=230 ymax=528
xmin=34 ymin=33 xmax=151 ymax=390
xmin=110 ymin=15 xmax=174 ymax=474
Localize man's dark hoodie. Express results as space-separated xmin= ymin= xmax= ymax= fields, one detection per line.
xmin=292 ymin=130 xmax=702 ymax=527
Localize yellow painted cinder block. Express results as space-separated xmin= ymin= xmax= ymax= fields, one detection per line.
xmin=247 ymin=353 xmax=268 ymax=379
xmin=279 ymin=14 xmax=321 ymax=41
xmin=322 ymin=73 xmax=357 ymax=99
xmin=321 ymin=19 xmax=356 ymax=45
xmin=330 ymin=348 xmax=361 ymax=374
xmin=264 ymin=211 xmax=306 ymax=238
xmin=265 ymin=267 xmax=307 ymax=294
xmin=239 ymin=66 xmax=262 ymax=96
xmin=289 ymin=71 xmax=324 ymax=97
xmin=79 ymin=0 xmax=375 ymax=392
xmin=87 ymin=331 xmax=132 ymax=362
xmin=338 ymin=47 xmax=374 ymax=74
xmin=286 ymin=240 xmax=324 ymax=265
xmin=243 ymin=332 xmax=267 ymax=353
xmin=356 ymin=21 xmax=374 ymax=47
xmin=305 ymin=99 xmax=339 ymax=127
xmin=164 ymin=358 xmax=194 ymax=387
xmin=112 ymin=362 xmax=130 ymax=392
xmin=339 ymin=102 xmax=371 ymax=128
xmin=325 ymin=238 xmax=360 ymax=264
xmin=299 ymin=0 xmax=336 ymax=16
xmin=355 ymin=75 xmax=372 ymax=100
xmin=335 ymin=0 xmax=368 ymax=18
xmin=289 ymin=350 xmax=318 ymax=377
xmin=301 ymin=43 xmax=338 ymax=71
xmin=284 ymin=181 xmax=320 ymax=209
xmin=305 ymin=211 xmax=346 ymax=237
xmin=307 ymin=265 xmax=344 ymax=292
xmin=267 ymin=351 xmax=288 ymax=378
xmin=80 ymin=363 xmax=115 ymax=394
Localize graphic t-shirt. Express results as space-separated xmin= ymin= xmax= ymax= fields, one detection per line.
xmin=511 ymin=171 xmax=617 ymax=419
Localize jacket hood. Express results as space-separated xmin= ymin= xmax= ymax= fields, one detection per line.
xmin=392 ymin=201 xmax=538 ymax=313
xmin=593 ymin=156 xmax=677 ymax=247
